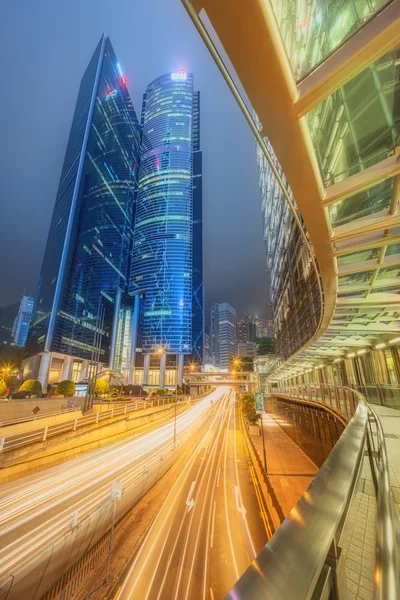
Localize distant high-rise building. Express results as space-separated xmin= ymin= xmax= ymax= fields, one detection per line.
xmin=11 ymin=295 xmax=34 ymax=347
xmin=23 ymin=36 xmax=141 ymax=389
xmin=237 ymin=342 xmax=258 ymax=359
xmin=130 ymin=71 xmax=203 ymax=385
xmin=237 ymin=316 xmax=257 ymax=344
xmin=255 ymin=318 xmax=273 ymax=339
xmin=210 ymin=302 xmax=237 ymax=370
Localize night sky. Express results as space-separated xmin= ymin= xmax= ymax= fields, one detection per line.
xmin=0 ymin=0 xmax=270 ymax=320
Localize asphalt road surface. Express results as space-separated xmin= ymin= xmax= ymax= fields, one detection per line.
xmin=116 ymin=388 xmax=269 ymax=600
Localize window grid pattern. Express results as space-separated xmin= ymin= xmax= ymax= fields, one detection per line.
xmin=130 ymin=73 xmax=195 ymax=354
xmin=26 ymin=38 xmax=141 ymax=363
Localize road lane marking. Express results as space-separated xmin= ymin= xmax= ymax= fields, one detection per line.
xmin=152 ymin=395 xmax=228 ymax=600
xmin=180 ymin=393 xmax=229 ymax=600
xmin=234 ymin=485 xmax=247 ymax=520
xmin=223 ymin=398 xmax=240 ymax=580
xmin=210 ymin=587 xmax=215 ymax=600
xmin=210 ymin=501 xmax=216 ymax=548
xmin=232 ymin=396 xmax=257 ymax=558
xmin=116 ymin=392 xmax=228 ymax=600
xmin=113 ymin=586 xmax=121 ymax=599
xmin=185 ymin=481 xmax=196 ymax=513
xmin=216 ymin=466 xmax=221 ymax=488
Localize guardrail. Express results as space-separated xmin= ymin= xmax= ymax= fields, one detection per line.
xmin=0 ymin=396 xmax=186 ymax=453
xmin=227 ymin=385 xmax=399 ymax=600
xmin=271 ymin=382 xmax=400 ymax=409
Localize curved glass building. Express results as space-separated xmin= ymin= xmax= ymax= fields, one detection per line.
xmin=131 ymin=72 xmax=202 ymax=360
xmin=182 ymin=0 xmax=400 ymax=396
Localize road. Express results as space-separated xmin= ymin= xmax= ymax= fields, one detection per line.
xmin=116 ymin=388 xmax=270 ymax=600
xmin=0 ymin=389 xmax=225 ymax=592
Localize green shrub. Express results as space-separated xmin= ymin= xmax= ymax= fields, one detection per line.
xmin=95 ymin=378 xmax=109 ymax=396
xmin=20 ymin=379 xmax=42 ymax=396
xmin=0 ymin=380 xmax=6 ymax=396
xmin=240 ymin=393 xmax=260 ymax=424
xmin=56 ymin=380 xmax=75 ymax=397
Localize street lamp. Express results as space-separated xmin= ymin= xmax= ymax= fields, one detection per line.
xmin=233 ymin=358 xmax=241 ymax=370
xmin=156 ymin=347 xmax=177 ymax=447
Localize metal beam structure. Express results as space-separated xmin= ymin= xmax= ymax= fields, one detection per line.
xmin=181 ymin=0 xmax=400 ymax=379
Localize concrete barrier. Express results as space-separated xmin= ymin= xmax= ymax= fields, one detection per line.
xmin=0 ymin=403 xmax=189 ymax=482
xmin=0 ymin=410 xmax=83 ymax=437
xmin=0 ymin=398 xmax=74 ymax=423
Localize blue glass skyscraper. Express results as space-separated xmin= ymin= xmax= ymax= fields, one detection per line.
xmin=130 ymin=71 xmax=203 ymax=381
xmin=23 ymin=36 xmax=141 ymax=389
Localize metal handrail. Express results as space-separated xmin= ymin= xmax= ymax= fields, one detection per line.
xmin=226 ymin=386 xmax=399 ymax=599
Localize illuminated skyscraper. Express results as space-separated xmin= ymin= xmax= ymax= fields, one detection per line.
xmin=210 ymin=302 xmax=237 ymax=370
xmin=11 ymin=295 xmax=34 ymax=347
xmin=23 ymin=36 xmax=141 ymax=389
xmin=130 ymin=71 xmax=203 ymax=385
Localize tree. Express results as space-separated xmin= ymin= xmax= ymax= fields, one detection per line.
xmin=20 ymin=379 xmax=42 ymax=396
xmin=0 ymin=345 xmax=24 ymax=368
xmin=240 ymin=392 xmax=260 ymax=424
xmin=255 ymin=337 xmax=274 ymax=355
xmin=0 ymin=380 xmax=6 ymax=396
xmin=56 ymin=380 xmax=75 ymax=397
xmin=240 ymin=357 xmax=254 ymax=372
xmin=95 ymin=378 xmax=109 ymax=396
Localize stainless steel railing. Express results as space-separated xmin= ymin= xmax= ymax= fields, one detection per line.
xmin=226 ymin=385 xmax=399 ymax=600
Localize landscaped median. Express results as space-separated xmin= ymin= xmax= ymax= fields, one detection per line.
xmin=0 ymin=399 xmax=191 ymax=482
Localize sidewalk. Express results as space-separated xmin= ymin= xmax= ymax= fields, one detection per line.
xmin=372 ymin=405 xmax=400 ymax=513
xmin=251 ymin=413 xmax=318 ymax=516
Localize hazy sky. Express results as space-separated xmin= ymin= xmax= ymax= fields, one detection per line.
xmin=0 ymin=0 xmax=270 ymax=319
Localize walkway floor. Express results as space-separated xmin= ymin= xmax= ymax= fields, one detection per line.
xmin=250 ymin=404 xmax=400 ymax=600
xmin=251 ymin=413 xmax=318 ymax=517
xmin=373 ymin=404 xmax=400 ymax=513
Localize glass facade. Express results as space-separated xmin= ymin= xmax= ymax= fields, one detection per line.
xmin=257 ymin=139 xmax=321 ymax=360
xmin=191 ymin=91 xmax=204 ymax=364
xmin=256 ymin=3 xmax=399 ymax=374
xmin=130 ymin=72 xmax=203 ymax=358
xmin=270 ymin=0 xmax=391 ymax=81
xmin=25 ymin=37 xmax=141 ymax=364
xmin=11 ymin=295 xmax=35 ymax=347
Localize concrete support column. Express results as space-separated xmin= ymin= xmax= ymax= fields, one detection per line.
xmin=159 ymin=353 xmax=167 ymax=389
xmin=80 ymin=360 xmax=89 ymax=381
xmin=178 ymin=353 xmax=184 ymax=388
xmin=109 ymin=288 xmax=122 ymax=369
xmin=38 ymin=352 xmax=52 ymax=391
xmin=143 ymin=354 xmax=150 ymax=385
xmin=129 ymin=294 xmax=141 ymax=385
xmin=61 ymin=356 xmax=72 ymax=381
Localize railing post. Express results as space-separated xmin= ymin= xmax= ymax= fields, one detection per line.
xmin=111 ymin=409 xmax=114 ymax=419
xmin=334 ymin=388 xmax=341 ymax=415
xmin=96 ymin=412 xmax=99 ymax=424
xmin=124 ymin=405 xmax=127 ymax=415
xmin=377 ymin=384 xmax=385 ymax=406
xmin=324 ymin=537 xmax=348 ymax=599
xmin=73 ymin=418 xmax=78 ymax=431
xmin=43 ymin=426 xmax=48 ymax=441
xmin=0 ymin=438 xmax=4 ymax=452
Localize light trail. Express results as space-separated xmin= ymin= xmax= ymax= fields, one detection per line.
xmin=116 ymin=387 xmax=270 ymax=600
xmin=0 ymin=389 xmax=226 ymax=586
